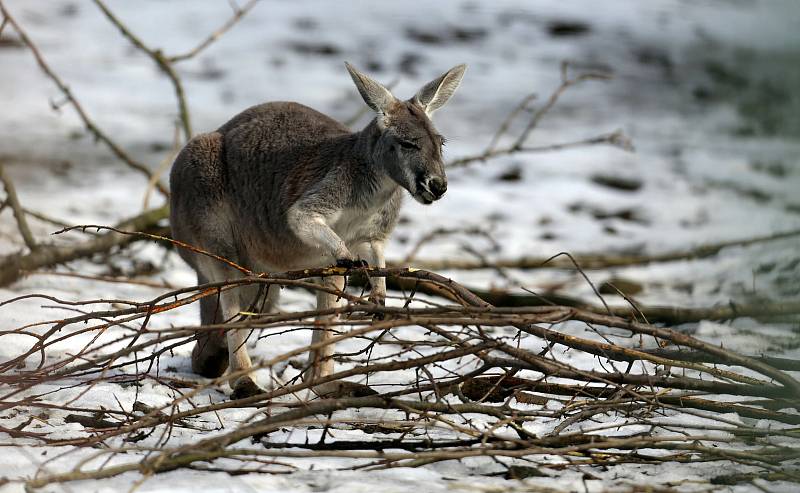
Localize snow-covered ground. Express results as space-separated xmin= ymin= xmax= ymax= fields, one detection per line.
xmin=1 ymin=0 xmax=799 ymax=491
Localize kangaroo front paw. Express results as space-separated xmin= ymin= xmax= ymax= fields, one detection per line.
xmin=231 ymin=377 xmax=265 ymax=400
xmin=336 ymin=258 xmax=369 ymax=269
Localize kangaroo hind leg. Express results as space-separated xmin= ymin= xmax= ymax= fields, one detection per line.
xmin=191 ymin=272 xmax=229 ymax=378
xmin=194 ymin=256 xmax=265 ymax=399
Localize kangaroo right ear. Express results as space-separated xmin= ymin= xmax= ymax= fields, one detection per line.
xmin=414 ymin=64 xmax=467 ymax=116
xmin=345 ymin=62 xmax=396 ymax=115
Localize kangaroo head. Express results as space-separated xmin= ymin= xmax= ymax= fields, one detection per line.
xmin=345 ymin=62 xmax=466 ymax=205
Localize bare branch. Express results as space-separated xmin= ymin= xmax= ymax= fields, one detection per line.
xmin=92 ymin=0 xmax=192 ymax=140
xmin=447 ymin=63 xmax=630 ymax=169
xmin=167 ymin=0 xmax=261 ymax=63
xmin=0 ymin=162 xmax=37 ymax=251
xmin=0 ymin=205 xmax=168 ymax=287
xmin=392 ymin=228 xmax=800 ymax=271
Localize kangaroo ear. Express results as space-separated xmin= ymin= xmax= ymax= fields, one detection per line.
xmin=414 ymin=64 xmax=467 ymax=116
xmin=344 ymin=62 xmax=396 ymax=115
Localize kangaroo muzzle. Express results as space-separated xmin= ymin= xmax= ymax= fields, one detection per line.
xmin=416 ymin=174 xmax=447 ymax=204
xmin=428 ymin=176 xmax=447 ymax=199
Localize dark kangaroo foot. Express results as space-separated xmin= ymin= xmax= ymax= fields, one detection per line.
xmin=191 ymin=331 xmax=229 ymax=378
xmin=311 ymin=380 xmax=378 ymax=399
xmin=231 ymin=376 xmax=266 ymax=400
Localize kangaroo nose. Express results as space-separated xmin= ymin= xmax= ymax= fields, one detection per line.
xmin=429 ymin=176 xmax=447 ymax=198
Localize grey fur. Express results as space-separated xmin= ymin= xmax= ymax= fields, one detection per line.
xmin=170 ymin=62 xmax=466 ymax=394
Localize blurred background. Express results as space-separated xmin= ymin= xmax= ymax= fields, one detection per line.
xmin=1 ymin=0 xmax=799 ymax=306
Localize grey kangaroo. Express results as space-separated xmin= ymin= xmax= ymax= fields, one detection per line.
xmin=170 ymin=62 xmax=466 ymax=398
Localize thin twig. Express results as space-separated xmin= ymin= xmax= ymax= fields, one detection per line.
xmin=447 ymin=63 xmax=631 ymax=169
xmin=166 ymin=0 xmax=261 ymax=63
xmin=393 ymin=228 xmax=800 ymax=271
xmin=91 ymin=0 xmax=192 ymax=140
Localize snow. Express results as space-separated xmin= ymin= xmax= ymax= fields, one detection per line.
xmin=1 ymin=0 xmax=799 ymax=491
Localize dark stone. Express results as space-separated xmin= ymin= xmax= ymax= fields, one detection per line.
xmin=590 ymin=174 xmax=643 ymax=192
xmin=398 ymin=52 xmax=424 ymax=76
xmin=496 ymin=166 xmax=522 ymax=182
xmin=547 ymin=20 xmax=591 ymax=37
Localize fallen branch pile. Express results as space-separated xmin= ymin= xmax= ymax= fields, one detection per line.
xmin=1 ymin=265 xmax=798 ymax=489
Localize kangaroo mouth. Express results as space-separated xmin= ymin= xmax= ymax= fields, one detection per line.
xmin=412 ymin=180 xmax=443 ymax=205
xmin=412 ymin=188 xmax=438 ymax=205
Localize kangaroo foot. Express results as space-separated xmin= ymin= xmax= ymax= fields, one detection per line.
xmin=191 ymin=333 xmax=229 ymax=378
xmin=310 ymin=380 xmax=378 ymax=399
xmin=231 ymin=377 xmax=265 ymax=400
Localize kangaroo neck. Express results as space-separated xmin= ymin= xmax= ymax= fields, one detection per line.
xmin=352 ymin=118 xmax=382 ymax=164
xmin=347 ymin=118 xmax=398 ymax=206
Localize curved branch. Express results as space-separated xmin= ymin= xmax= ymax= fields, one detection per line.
xmin=91 ymin=0 xmax=192 ymax=140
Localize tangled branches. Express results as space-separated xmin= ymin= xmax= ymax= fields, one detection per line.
xmin=2 ymin=265 xmax=798 ymax=489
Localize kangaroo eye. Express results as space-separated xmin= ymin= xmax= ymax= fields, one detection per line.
xmin=398 ymin=140 xmax=419 ymax=150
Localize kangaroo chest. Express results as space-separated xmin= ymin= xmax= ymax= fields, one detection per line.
xmin=330 ymin=179 xmax=399 ymax=245
xmin=330 ymin=202 xmax=388 ymax=244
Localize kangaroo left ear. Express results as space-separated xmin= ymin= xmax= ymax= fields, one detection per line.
xmin=413 ymin=64 xmax=467 ymax=117
xmin=345 ymin=61 xmax=397 ymax=115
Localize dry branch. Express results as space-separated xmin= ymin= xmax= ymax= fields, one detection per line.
xmin=166 ymin=0 xmax=261 ymax=63
xmin=378 ymin=271 xmax=800 ymax=324
xmin=92 ymin=0 xmax=192 ymax=140
xmin=394 ymin=228 xmax=800 ymax=271
xmin=3 ymin=258 xmax=799 ymax=488
xmin=0 ymin=205 xmax=168 ymax=287
xmin=14 ymin=213 xmax=796 ymax=471
xmin=447 ymin=63 xmax=633 ymax=169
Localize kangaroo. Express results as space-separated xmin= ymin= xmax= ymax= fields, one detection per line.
xmin=169 ymin=62 xmax=466 ymax=398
